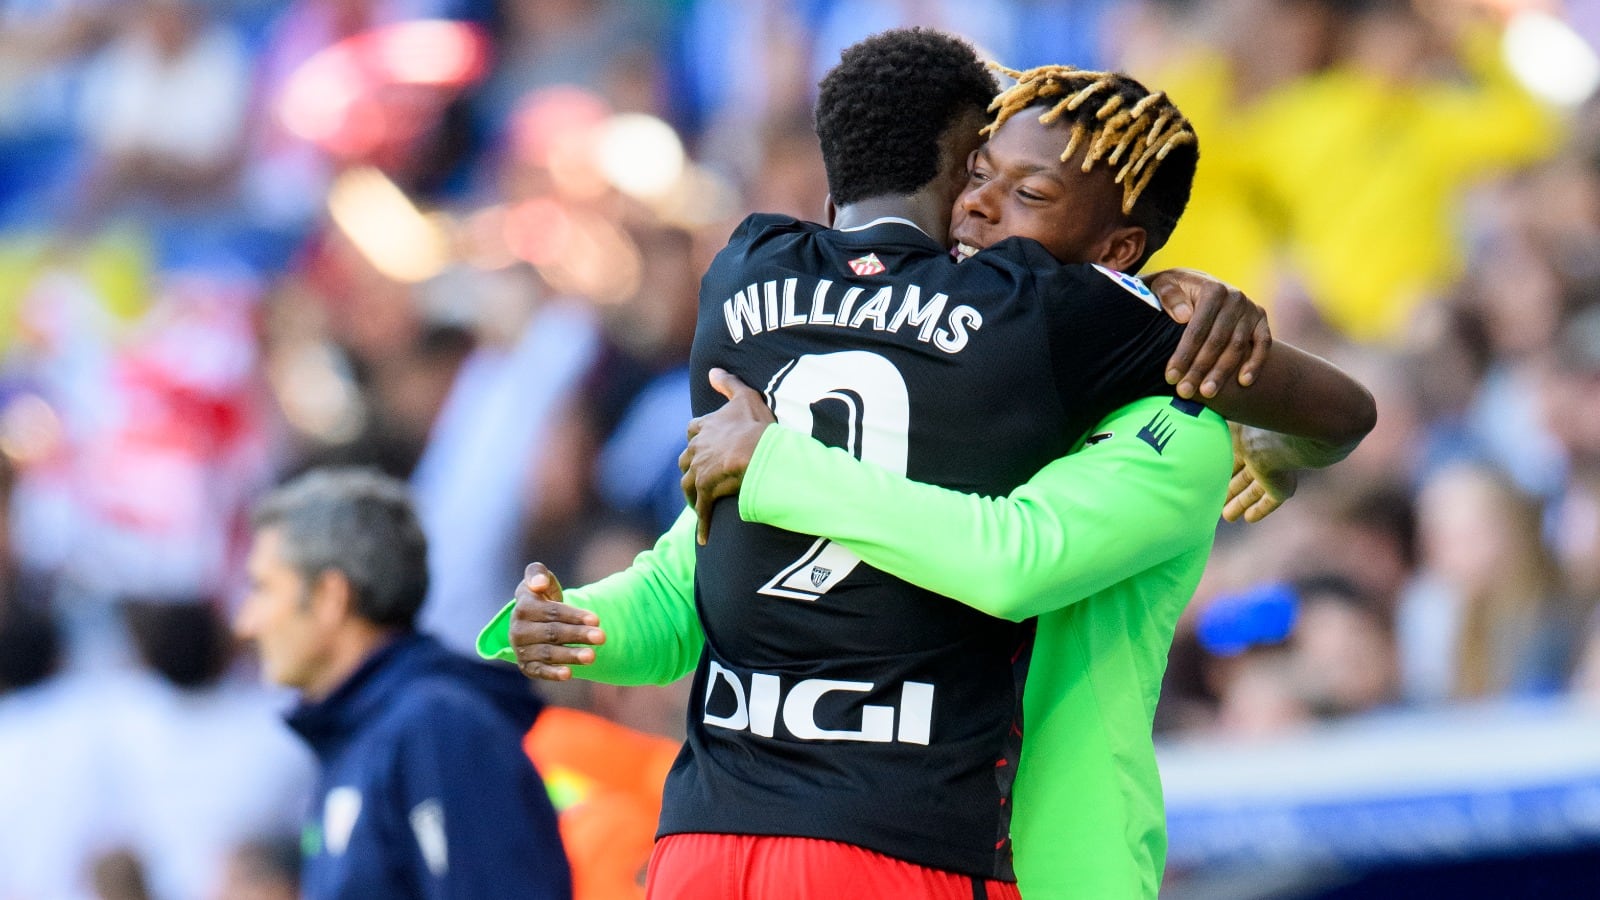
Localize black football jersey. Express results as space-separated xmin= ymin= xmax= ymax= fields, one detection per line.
xmin=660 ymin=214 xmax=1184 ymax=879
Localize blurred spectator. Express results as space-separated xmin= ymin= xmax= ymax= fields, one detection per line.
xmin=73 ymin=0 xmax=251 ymax=225
xmin=746 ymin=111 xmax=828 ymax=221
xmin=410 ymin=291 xmax=600 ymax=654
xmin=1315 ymin=482 xmax=1418 ymax=609
xmin=477 ymin=0 xmax=665 ymax=126
xmin=1149 ymin=0 xmax=1560 ymax=344
xmin=91 ymin=850 xmax=154 ymax=900
xmin=0 ymin=1 xmax=117 ymax=225
xmin=591 ymin=223 xmax=699 ymax=533
xmin=210 ymin=836 xmax=302 ymax=900
xmin=1539 ymin=304 xmax=1600 ymax=599
xmin=0 ymin=600 xmax=116 ymax=900
xmin=673 ymin=0 xmax=815 ymax=182
xmin=1290 ymin=574 xmax=1401 ymax=718
xmin=109 ymin=600 xmax=313 ymax=900
xmin=1139 ymin=0 xmax=1346 ymax=303
xmin=236 ymin=467 xmax=570 ymax=899
xmin=1403 ymin=462 xmax=1573 ymax=702
xmin=1192 ymin=574 xmax=1401 ymax=738
xmin=1252 ymin=0 xmax=1559 ymax=342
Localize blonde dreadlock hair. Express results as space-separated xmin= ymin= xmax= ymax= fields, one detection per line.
xmin=984 ymin=64 xmax=1199 ymax=268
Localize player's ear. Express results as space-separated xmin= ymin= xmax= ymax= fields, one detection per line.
xmin=824 ymin=195 xmax=837 ymax=227
xmin=1098 ymin=225 xmax=1147 ymax=273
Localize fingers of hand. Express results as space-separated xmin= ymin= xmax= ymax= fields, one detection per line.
xmin=722 ymin=369 xmax=759 ymax=402
xmin=709 ymin=367 xmax=738 ymax=401
xmin=518 ymin=662 xmax=572 ymax=681
xmin=510 ymin=628 xmax=599 ymax=680
xmin=1152 ymin=278 xmax=1193 ymax=324
xmin=514 ymin=620 xmax=601 ymax=650
xmin=1239 ymin=317 xmax=1271 ymax=387
xmin=1244 ymin=494 xmax=1283 ymax=523
xmin=1199 ymin=318 xmax=1256 ymax=399
xmin=1170 ymin=295 xmax=1229 ymax=396
xmin=695 ymin=478 xmax=716 ymax=545
xmin=510 ymin=594 xmax=596 ymax=629
xmin=1223 ymin=469 xmax=1267 ymax=520
xmin=1230 ymin=479 xmax=1267 ymax=516
xmin=510 ymin=615 xmax=603 ymax=646
xmin=1184 ymin=294 xmax=1245 ymax=397
xmin=520 ymin=562 xmax=564 ymax=597
xmin=681 ymin=463 xmax=698 ymax=508
xmin=1226 ymin=466 xmax=1254 ymax=499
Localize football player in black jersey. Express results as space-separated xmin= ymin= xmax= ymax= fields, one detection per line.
xmin=497 ymin=28 xmax=1372 ymax=900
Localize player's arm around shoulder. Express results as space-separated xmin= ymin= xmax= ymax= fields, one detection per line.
xmin=738 ymin=394 xmax=1230 ymax=621
xmin=1000 ymin=395 xmax=1232 ymax=604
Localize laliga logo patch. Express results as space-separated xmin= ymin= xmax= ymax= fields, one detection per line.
xmin=1092 ymin=264 xmax=1161 ymax=310
xmin=849 ymin=253 xmax=886 ymax=276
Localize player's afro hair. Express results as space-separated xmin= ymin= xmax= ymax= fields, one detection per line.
xmin=987 ymin=65 xmax=1199 ymax=272
xmin=815 ymin=28 xmax=998 ymax=206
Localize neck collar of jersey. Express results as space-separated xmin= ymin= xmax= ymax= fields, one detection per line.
xmin=839 ymin=216 xmax=930 ymax=236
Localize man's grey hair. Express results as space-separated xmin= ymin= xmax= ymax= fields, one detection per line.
xmin=251 ymin=467 xmax=429 ymax=629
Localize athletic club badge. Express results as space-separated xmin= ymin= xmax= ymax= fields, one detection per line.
xmin=849 ymin=253 xmax=886 ymax=276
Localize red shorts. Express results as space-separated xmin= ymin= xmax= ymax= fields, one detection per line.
xmin=645 ymin=832 xmax=1021 ymax=900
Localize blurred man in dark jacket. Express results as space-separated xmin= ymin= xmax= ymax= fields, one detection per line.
xmin=236 ymin=468 xmax=570 ymax=900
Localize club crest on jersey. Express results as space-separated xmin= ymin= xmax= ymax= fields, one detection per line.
xmin=849 ymin=253 xmax=886 ymax=276
xmin=810 ymin=566 xmax=832 ymax=588
xmin=1092 ymin=264 xmax=1160 ymax=310
xmin=1138 ymin=411 xmax=1177 ymax=454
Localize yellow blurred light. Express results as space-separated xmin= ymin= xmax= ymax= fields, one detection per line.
xmin=326 ymin=167 xmax=450 ymax=284
xmin=598 ymin=114 xmax=686 ymax=200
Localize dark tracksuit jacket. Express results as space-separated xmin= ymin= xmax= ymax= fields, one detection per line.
xmin=288 ymin=632 xmax=572 ymax=900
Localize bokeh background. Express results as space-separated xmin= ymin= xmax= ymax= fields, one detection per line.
xmin=1 ymin=0 xmax=1598 ymax=898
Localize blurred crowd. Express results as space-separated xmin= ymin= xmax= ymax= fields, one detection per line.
xmin=0 ymin=0 xmax=1598 ymax=897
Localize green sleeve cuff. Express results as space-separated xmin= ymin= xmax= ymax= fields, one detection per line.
xmin=476 ymin=600 xmax=518 ymax=663
xmin=736 ymin=424 xmax=787 ymax=524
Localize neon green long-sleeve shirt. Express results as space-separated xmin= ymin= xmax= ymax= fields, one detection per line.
xmin=480 ymin=395 xmax=1231 ymax=898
